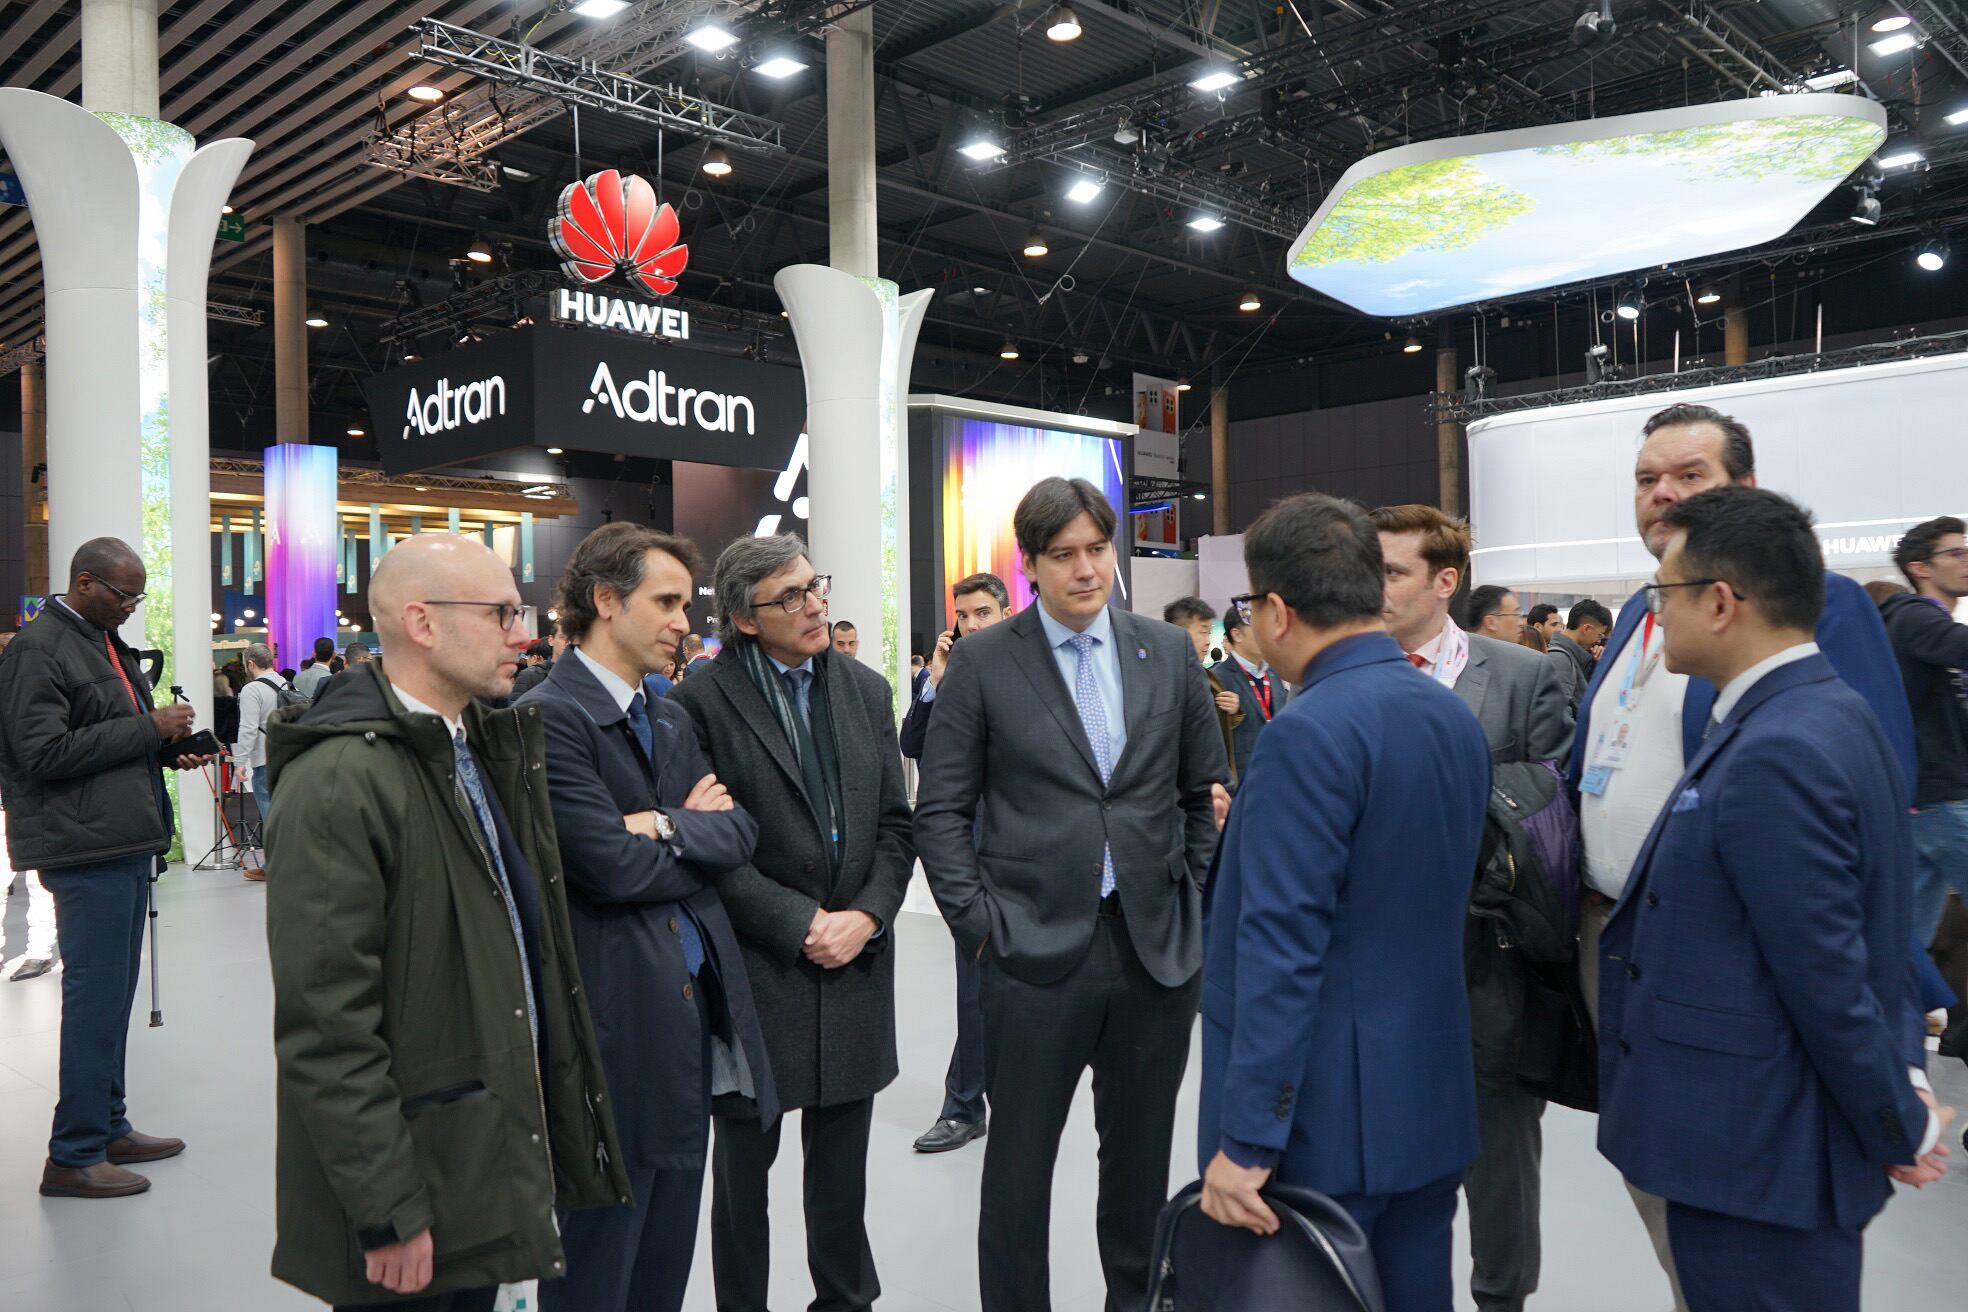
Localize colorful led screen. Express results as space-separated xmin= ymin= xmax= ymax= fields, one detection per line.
xmin=264 ymin=443 xmax=342 ymax=672
xmin=1288 ymin=96 xmax=1885 ymax=317
xmin=938 ymin=417 xmax=1129 ymax=628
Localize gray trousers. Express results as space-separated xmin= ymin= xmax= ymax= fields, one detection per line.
xmin=1581 ymin=897 xmax=1689 ymax=1312
xmin=1465 ymin=1082 xmax=1544 ymax=1312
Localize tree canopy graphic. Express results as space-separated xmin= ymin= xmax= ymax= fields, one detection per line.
xmin=1533 ymin=115 xmax=1882 ymax=183
xmin=1293 ymin=156 xmax=1535 ymax=269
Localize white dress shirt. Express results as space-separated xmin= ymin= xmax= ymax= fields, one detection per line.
xmin=572 ymin=646 xmax=638 ymax=713
xmin=391 ymin=685 xmax=466 ymax=741
xmin=1581 ymin=619 xmax=1689 ymax=900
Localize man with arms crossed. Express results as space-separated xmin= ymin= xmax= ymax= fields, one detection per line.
xmin=1199 ymin=493 xmax=1490 ymax=1312
xmin=917 ymin=477 xmax=1226 ymax=1312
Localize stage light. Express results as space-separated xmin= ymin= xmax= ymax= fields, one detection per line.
xmin=1804 ymin=68 xmax=1859 ymax=91
xmin=1880 ymin=147 xmax=1924 ymax=168
xmin=1066 ymin=176 xmax=1104 ymax=204
xmin=403 ymin=352 xmax=419 ymax=363
xmin=1871 ymin=31 xmax=1919 ymax=56
xmin=500 ymin=163 xmax=536 ymax=180
xmin=1948 ymin=106 xmax=1968 ymax=126
xmin=305 ymin=308 xmax=329 ymax=328
xmin=1852 ymin=190 xmax=1882 ymax=225
xmin=1573 ymin=0 xmax=1615 ymax=47
xmin=999 ymin=339 xmax=1021 ymax=360
xmin=1188 ymin=214 xmax=1225 ymax=232
xmin=959 ymin=135 xmax=1006 ymax=161
xmin=1191 ymin=491 xmax=1206 ymax=500
xmin=1870 ymin=10 xmax=1913 ymax=32
xmin=1695 ymin=286 xmax=1722 ymax=305
xmin=1615 ymin=296 xmax=1640 ymax=321
xmin=347 ymin=426 xmax=366 ymax=437
xmin=1916 ymin=237 xmax=1949 ymax=271
xmin=466 ymin=235 xmax=494 ymax=263
xmin=971 ymin=285 xmax=989 ymax=295
xmin=1175 ymin=377 xmax=1193 ymax=391
xmin=701 ymin=147 xmax=734 ymax=177
xmin=1071 ymin=348 xmax=1090 ymax=364
xmin=546 ymin=446 xmax=564 ymax=455
xmin=1189 ymin=70 xmax=1240 ymax=94
xmin=573 ymin=0 xmax=632 ymax=15
xmin=1401 ymin=335 xmax=1423 ymax=353
xmin=1237 ymin=289 xmax=1262 ymax=312
xmin=756 ymin=55 xmax=808 ymax=78
xmin=1045 ymin=3 xmax=1082 ymax=41
xmin=406 ymin=84 xmax=445 ymax=103
xmin=686 ymin=23 xmax=739 ymax=52
xmin=1023 ymin=228 xmax=1049 ymax=257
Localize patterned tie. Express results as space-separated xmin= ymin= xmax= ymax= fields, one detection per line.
xmin=1067 ymin=634 xmax=1118 ymax=898
xmin=780 ymin=667 xmax=813 ymax=728
xmin=627 ymin=693 xmax=705 ymax=975
xmin=452 ymin=729 xmax=539 ymax=1047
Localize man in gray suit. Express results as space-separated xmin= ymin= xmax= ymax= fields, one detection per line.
xmin=668 ymin=534 xmax=915 ymax=1312
xmin=917 ymin=477 xmax=1227 ymax=1312
xmin=1372 ymin=503 xmax=1574 ymax=1312
xmin=1546 ymin=599 xmax=1612 ymax=712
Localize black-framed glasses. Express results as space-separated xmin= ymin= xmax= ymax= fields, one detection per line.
xmin=1641 ymin=579 xmax=1739 ymax=614
xmin=1229 ymin=592 xmax=1264 ymax=624
xmin=422 ymin=600 xmax=536 ymax=632
xmin=757 ymin=573 xmax=832 ymax=614
xmin=1925 ymin=547 xmax=1968 ymax=564
xmin=90 ymin=576 xmax=146 ymax=605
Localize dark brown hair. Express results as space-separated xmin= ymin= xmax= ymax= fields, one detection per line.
xmin=556 ymin=522 xmax=703 ymax=645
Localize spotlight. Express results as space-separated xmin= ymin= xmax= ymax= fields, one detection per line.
xmin=347 ymin=426 xmax=366 ymax=437
xmin=1695 ymin=286 xmax=1722 ymax=305
xmin=1045 ymin=3 xmax=1082 ymax=42
xmin=1187 ymin=214 xmax=1225 ymax=232
xmin=305 ymin=308 xmax=329 ymax=328
xmin=572 ymin=0 xmax=631 ymax=15
xmin=685 ymin=22 xmax=739 ymax=52
xmin=1071 ymin=348 xmax=1090 ymax=364
xmin=1191 ymin=491 xmax=1206 ymax=500
xmin=755 ymin=55 xmax=808 ymax=79
xmin=406 ymin=84 xmax=445 ymax=103
xmin=1804 ymin=68 xmax=1859 ymax=91
xmin=1879 ymin=147 xmax=1924 ymax=169
xmin=1917 ymin=237 xmax=1949 ymax=271
xmin=1189 ymin=69 xmax=1240 ymax=93
xmin=958 ymin=136 xmax=1006 ymax=161
xmin=1464 ymin=364 xmax=1497 ymax=399
xmin=1870 ymin=10 xmax=1913 ymax=33
xmin=1852 ymin=189 xmax=1882 ymax=225
xmin=1584 ymin=342 xmax=1622 ymax=384
xmin=999 ymin=338 xmax=1021 ymax=360
xmin=1615 ymin=291 xmax=1641 ymax=321
xmin=1948 ymin=106 xmax=1968 ymax=126
xmin=220 ymin=204 xmax=233 ymax=214
xmin=546 ymin=446 xmax=565 ymax=455
xmin=1023 ymin=228 xmax=1049 ymax=257
xmin=701 ymin=147 xmax=733 ymax=177
xmin=1572 ymin=0 xmax=1615 ymax=47
xmin=500 ymin=162 xmax=536 ymax=179
xmin=465 ymin=235 xmax=494 ymax=264
xmin=1871 ymin=31 xmax=1919 ymax=56
xmin=1175 ymin=377 xmax=1193 ymax=392
xmin=243 ymin=609 xmax=257 ymax=620
xmin=971 ymin=285 xmax=990 ymax=295
xmin=210 ymin=612 xmax=221 ymax=622
xmin=1237 ymin=289 xmax=1262 ymax=312
xmin=1066 ymin=176 xmax=1104 ymax=204
xmin=403 ymin=352 xmax=420 ymax=363
xmin=1401 ymin=335 xmax=1423 ymax=353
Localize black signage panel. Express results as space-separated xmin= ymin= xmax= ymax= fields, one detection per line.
xmin=366 ymin=325 xmax=806 ymax=476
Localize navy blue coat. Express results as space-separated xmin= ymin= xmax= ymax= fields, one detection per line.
xmin=1211 ymin=656 xmax=1290 ymax=786
xmin=1198 ymin=633 xmax=1490 ymax=1198
xmin=1595 ymin=655 xmax=1928 ymax=1231
xmin=518 ymin=654 xmax=779 ymax=1170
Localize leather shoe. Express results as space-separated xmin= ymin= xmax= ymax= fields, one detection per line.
xmin=107 ymin=1131 xmax=186 ymax=1165
xmin=241 ymin=866 xmax=267 ymax=882
xmin=10 ymin=957 xmax=52 ymax=982
xmin=913 ymin=1117 xmax=987 ymax=1154
xmin=40 ymin=1160 xmax=150 ymax=1199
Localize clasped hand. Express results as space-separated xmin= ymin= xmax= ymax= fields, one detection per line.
xmin=1888 ymin=1089 xmax=1956 ymax=1189
xmin=805 ymin=908 xmax=877 ymax=969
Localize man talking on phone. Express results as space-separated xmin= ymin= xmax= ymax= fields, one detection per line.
xmin=0 ymin=537 xmax=214 ymax=1200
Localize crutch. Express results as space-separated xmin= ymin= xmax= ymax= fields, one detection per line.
xmin=147 ymin=856 xmax=163 ymax=1027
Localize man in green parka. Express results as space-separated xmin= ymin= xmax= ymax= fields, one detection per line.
xmin=265 ymin=534 xmax=630 ymax=1310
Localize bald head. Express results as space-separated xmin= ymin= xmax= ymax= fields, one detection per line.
xmin=67 ymin=536 xmax=146 ymax=633
xmin=69 ymin=536 xmax=141 ymax=588
xmin=370 ymin=535 xmax=510 ymax=641
xmin=369 ymin=534 xmax=530 ymax=714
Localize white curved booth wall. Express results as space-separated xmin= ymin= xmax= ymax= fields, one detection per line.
xmin=1468 ymin=351 xmax=1968 ymax=595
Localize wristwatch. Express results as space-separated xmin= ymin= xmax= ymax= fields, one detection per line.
xmin=652 ymin=810 xmax=678 ymax=843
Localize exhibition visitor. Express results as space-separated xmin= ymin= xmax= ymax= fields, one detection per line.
xmin=0 ymin=624 xmax=58 ymax=985
xmin=1163 ymin=595 xmax=1246 ymax=787
xmin=1465 ymin=582 xmax=1527 ymax=644
xmin=830 ymin=617 xmax=859 ymax=659
xmin=1547 ymin=598 xmax=1612 ymax=711
xmin=1214 ymin=600 xmax=1289 ymax=787
xmin=291 ymin=636 xmax=339 ymax=700
xmin=1526 ymin=603 xmax=1564 ymax=646
xmin=233 ymin=641 xmax=289 ymax=882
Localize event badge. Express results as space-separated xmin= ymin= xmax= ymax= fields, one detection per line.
xmin=1579 ymin=711 xmax=1636 ymax=796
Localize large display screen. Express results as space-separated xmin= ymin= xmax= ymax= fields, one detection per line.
xmin=937 ymin=416 xmax=1130 ymax=628
xmin=1288 ymin=96 xmax=1885 ymax=317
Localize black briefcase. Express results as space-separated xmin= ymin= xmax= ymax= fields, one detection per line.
xmin=1145 ymin=1179 xmax=1386 ymax=1312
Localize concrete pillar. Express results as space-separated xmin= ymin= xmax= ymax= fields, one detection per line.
xmin=80 ymin=0 xmax=160 ymax=118
xmin=825 ymin=7 xmax=879 ymax=278
xmin=273 ymin=217 xmax=308 ymax=441
xmin=1436 ymin=345 xmax=1462 ymax=516
xmin=1722 ymin=273 xmax=1750 ymax=366
xmin=21 ymin=360 xmax=48 ymax=595
xmin=1209 ymin=365 xmax=1231 ymax=537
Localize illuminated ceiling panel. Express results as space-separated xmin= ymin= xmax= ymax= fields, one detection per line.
xmin=1287 ymin=95 xmax=1888 ymax=317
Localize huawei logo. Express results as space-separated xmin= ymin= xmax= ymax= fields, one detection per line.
xmin=551 ymin=169 xmax=689 ymax=297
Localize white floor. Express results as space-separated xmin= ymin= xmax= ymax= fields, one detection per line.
xmin=2 ymin=866 xmax=1964 ymax=1311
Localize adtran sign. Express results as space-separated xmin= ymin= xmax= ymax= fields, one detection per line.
xmin=582 ymin=361 xmax=755 ymax=433
xmin=401 ymin=374 xmax=508 ymax=440
xmin=553 ymin=287 xmax=692 ymax=341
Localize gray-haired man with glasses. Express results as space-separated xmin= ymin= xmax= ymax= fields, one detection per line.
xmin=670 ymin=533 xmax=915 ymax=1312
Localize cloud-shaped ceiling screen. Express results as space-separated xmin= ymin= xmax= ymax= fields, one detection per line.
xmin=1286 ymin=96 xmax=1886 ymax=317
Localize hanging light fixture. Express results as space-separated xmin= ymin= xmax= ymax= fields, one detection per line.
xmin=1870 ymin=9 xmax=1913 ymax=33
xmin=465 ymin=235 xmax=494 ymax=264
xmin=572 ymin=0 xmax=632 ymax=15
xmin=999 ymin=338 xmax=1021 ymax=360
xmin=346 ymin=425 xmax=366 ymax=437
xmin=1046 ymin=3 xmax=1083 ymax=41
xmin=305 ymin=308 xmax=329 ymax=329
xmin=1175 ymin=377 xmax=1193 ymax=391
xmin=1916 ymin=236 xmax=1950 ymax=271
xmin=406 ymin=84 xmax=445 ymax=103
xmin=1615 ymin=290 xmax=1642 ymax=321
xmin=1401 ymin=335 xmax=1423 ymax=353
xmin=1023 ymin=228 xmax=1049 ymax=257
xmin=1237 ymin=288 xmax=1262 ymax=312
xmin=701 ymin=146 xmax=734 ymax=177
xmin=1695 ymin=286 xmax=1723 ymax=305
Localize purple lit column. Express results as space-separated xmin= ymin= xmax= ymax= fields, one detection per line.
xmin=264 ymin=443 xmax=340 ymax=670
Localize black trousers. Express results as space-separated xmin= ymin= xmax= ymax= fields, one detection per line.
xmin=978 ymin=913 xmax=1200 ymax=1312
xmin=1464 ymin=1084 xmax=1546 ymax=1312
xmin=540 ymin=1165 xmax=704 ymax=1312
xmin=940 ymin=938 xmax=988 ymax=1123
xmin=710 ymin=1097 xmax=878 ymax=1312
xmin=335 ymin=1287 xmax=496 ymax=1312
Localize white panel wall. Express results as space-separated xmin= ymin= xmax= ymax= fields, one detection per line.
xmin=1129 ymin=554 xmax=1200 ymax=620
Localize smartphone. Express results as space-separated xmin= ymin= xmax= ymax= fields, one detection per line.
xmin=160 ymin=730 xmax=221 ymax=765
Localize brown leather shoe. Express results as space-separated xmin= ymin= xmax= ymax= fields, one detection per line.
xmin=106 ymin=1131 xmax=185 ymax=1165
xmin=40 ymin=1160 xmax=151 ymax=1199
xmin=241 ymin=866 xmax=267 ymax=882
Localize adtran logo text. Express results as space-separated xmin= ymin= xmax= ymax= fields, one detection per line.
xmin=402 ymin=375 xmax=507 ymax=440
xmin=582 ymin=360 xmax=756 ymax=434
xmin=555 ymin=287 xmax=692 ymax=340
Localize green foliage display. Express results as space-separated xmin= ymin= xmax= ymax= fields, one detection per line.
xmin=1533 ymin=114 xmax=1882 ymax=183
xmin=1292 ymin=157 xmax=1536 ymax=270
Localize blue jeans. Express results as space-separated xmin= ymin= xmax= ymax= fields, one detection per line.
xmin=39 ymin=856 xmax=151 ymax=1167
xmin=1911 ymin=800 xmax=1968 ymax=948
xmin=251 ymin=764 xmax=271 ymax=834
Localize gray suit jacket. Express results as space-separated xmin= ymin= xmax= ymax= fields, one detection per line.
xmin=668 ymin=646 xmax=915 ymax=1110
xmin=1545 ymin=631 xmax=1595 ymax=712
xmin=914 ymin=605 xmax=1228 ymax=989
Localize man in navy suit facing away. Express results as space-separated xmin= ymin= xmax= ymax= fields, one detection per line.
xmin=1197 ymin=493 xmax=1491 ymax=1312
xmin=1596 ymin=486 xmax=1954 ymax=1312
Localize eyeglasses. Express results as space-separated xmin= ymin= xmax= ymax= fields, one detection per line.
xmin=756 ymin=573 xmax=832 ymax=614
xmin=421 ymin=600 xmax=536 ymax=632
xmin=1229 ymin=592 xmax=1264 ymax=624
xmin=1641 ymin=578 xmax=1741 ymax=614
xmin=92 ymin=576 xmax=146 ymax=605
xmin=1924 ymin=547 xmax=1968 ymax=564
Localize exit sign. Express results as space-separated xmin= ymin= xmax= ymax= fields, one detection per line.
xmin=217 ymin=212 xmax=245 ymax=243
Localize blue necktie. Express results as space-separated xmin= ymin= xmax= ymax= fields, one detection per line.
xmin=780 ymin=667 xmax=813 ymax=728
xmin=453 ymin=729 xmax=539 ymax=1046
xmin=1067 ymin=634 xmax=1118 ymax=898
xmin=628 ymin=693 xmax=705 ymax=976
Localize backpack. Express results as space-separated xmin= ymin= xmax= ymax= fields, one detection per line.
xmin=1469 ymin=759 xmax=1580 ymax=964
xmin=256 ymin=675 xmax=311 ymax=713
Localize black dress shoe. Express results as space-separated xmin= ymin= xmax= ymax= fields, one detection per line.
xmin=107 ymin=1131 xmax=186 ymax=1165
xmin=913 ymin=1118 xmax=987 ymax=1154
xmin=10 ymin=957 xmax=52 ymax=982
xmin=40 ymin=1160 xmax=151 ymax=1199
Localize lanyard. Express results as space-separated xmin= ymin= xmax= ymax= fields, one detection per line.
xmin=1617 ymin=614 xmax=1661 ymax=711
xmin=105 ymin=635 xmax=143 ymax=712
xmin=1251 ymin=669 xmax=1272 ymax=720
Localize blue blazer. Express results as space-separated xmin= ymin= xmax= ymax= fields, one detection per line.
xmin=1197 ymin=632 xmax=1491 ymax=1198
xmin=1595 ymin=655 xmax=1928 ymax=1232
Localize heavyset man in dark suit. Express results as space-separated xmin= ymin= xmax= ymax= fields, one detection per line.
xmin=1596 ymin=485 xmax=1952 ymax=1312
xmin=1369 ymin=502 xmax=1573 ymax=1312
xmin=670 ymin=533 xmax=915 ymax=1312
xmin=1198 ymin=493 xmax=1492 ymax=1312
xmin=899 ymin=570 xmax=1013 ymax=1155
xmin=1212 ymin=602 xmax=1289 ymax=785
xmin=517 ymin=523 xmax=778 ymax=1312
xmin=916 ymin=477 xmax=1227 ymax=1312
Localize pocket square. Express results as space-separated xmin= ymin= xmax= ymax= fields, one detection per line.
xmin=1671 ymin=787 xmax=1701 ymax=813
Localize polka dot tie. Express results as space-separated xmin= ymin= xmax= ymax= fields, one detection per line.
xmin=1068 ymin=633 xmax=1118 ymax=898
